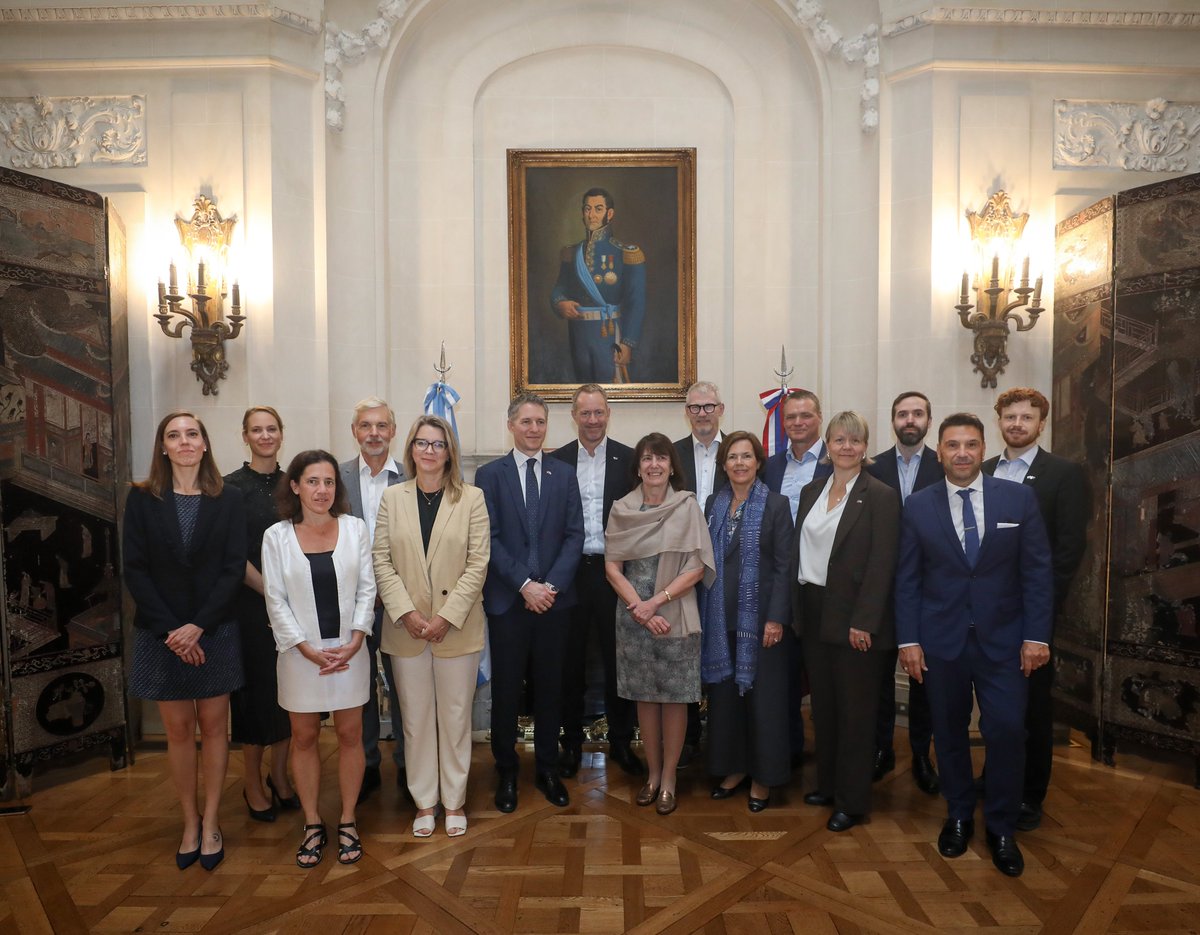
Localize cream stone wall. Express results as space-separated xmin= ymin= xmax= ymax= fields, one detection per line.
xmin=1 ymin=0 xmax=1199 ymax=467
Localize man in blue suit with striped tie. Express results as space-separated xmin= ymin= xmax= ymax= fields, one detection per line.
xmin=895 ymin=412 xmax=1052 ymax=878
xmin=476 ymin=392 xmax=585 ymax=814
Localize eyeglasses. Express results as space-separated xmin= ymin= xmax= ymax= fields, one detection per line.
xmin=686 ymin=403 xmax=719 ymax=414
xmin=412 ymin=439 xmax=448 ymax=452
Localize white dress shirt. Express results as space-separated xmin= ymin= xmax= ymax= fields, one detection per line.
xmin=994 ymin=445 xmax=1039 ymax=484
xmin=576 ymin=438 xmax=607 ymax=555
xmin=692 ymin=433 xmax=723 ymax=506
xmin=946 ymin=476 xmax=985 ymax=551
xmin=358 ymin=454 xmax=401 ymax=542
xmin=512 ymin=449 xmax=542 ymax=502
xmin=797 ymin=474 xmax=859 ymax=587
xmin=782 ymin=439 xmax=825 ymax=519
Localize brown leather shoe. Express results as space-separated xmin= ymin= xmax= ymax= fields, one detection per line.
xmin=655 ymin=790 xmax=677 ymax=815
xmin=635 ymin=782 xmax=660 ymax=807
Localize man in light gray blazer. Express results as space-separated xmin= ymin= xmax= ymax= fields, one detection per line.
xmin=339 ymin=396 xmax=406 ymax=803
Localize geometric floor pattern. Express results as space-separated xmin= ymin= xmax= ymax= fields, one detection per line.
xmin=3 ymin=730 xmax=1197 ymax=934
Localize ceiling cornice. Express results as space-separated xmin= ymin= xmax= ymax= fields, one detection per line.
xmin=884 ymin=7 xmax=1200 ymax=39
xmin=0 ymin=4 xmax=320 ymax=34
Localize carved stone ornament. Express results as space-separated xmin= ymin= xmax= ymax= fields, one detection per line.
xmin=0 ymin=95 xmax=146 ymax=169
xmin=885 ymin=8 xmax=1200 ymax=38
xmin=1054 ymin=99 xmax=1200 ymax=172
xmin=0 ymin=5 xmax=319 ymax=33
xmin=325 ymin=0 xmax=882 ymax=134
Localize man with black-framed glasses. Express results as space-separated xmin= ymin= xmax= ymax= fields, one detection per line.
xmin=672 ymin=380 xmax=726 ymax=765
xmin=673 ymin=381 xmax=727 ymax=507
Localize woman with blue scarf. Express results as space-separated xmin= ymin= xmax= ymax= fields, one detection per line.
xmin=701 ymin=431 xmax=794 ymax=812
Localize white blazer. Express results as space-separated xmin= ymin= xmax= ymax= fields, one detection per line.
xmin=262 ymin=514 xmax=376 ymax=651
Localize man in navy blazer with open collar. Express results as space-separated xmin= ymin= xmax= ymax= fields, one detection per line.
xmin=866 ymin=391 xmax=945 ymax=795
xmin=895 ymin=411 xmax=1053 ymax=878
xmin=476 ymin=391 xmax=585 ymax=813
xmin=338 ymin=397 xmax=406 ymax=802
xmin=548 ymin=383 xmax=639 ymax=777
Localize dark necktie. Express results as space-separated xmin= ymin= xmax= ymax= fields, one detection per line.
xmin=957 ymin=488 xmax=980 ymax=565
xmin=525 ymin=457 xmax=541 ymax=578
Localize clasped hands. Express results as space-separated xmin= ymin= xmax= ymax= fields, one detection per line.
xmin=165 ymin=623 xmax=205 ymax=666
xmin=898 ymin=640 xmax=1050 ymax=684
xmin=401 ymin=610 xmax=451 ymax=643
xmin=300 ymin=631 xmax=365 ymax=676
xmin=627 ymin=595 xmax=670 ymax=636
xmin=520 ymin=580 xmax=557 ymax=614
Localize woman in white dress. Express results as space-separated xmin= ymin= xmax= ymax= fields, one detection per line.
xmin=262 ymin=450 xmax=376 ymax=868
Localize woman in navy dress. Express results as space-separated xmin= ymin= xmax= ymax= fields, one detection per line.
xmin=124 ymin=411 xmax=246 ymax=871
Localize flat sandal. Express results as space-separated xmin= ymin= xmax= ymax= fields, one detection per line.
xmin=296 ymin=823 xmax=326 ymax=869
xmin=337 ymin=822 xmax=363 ymax=865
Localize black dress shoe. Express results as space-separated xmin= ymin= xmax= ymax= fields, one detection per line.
xmin=495 ymin=772 xmax=518 ymax=813
xmin=986 ymin=830 xmax=1025 ymax=877
xmin=557 ymin=747 xmax=582 ymax=778
xmin=535 ymin=770 xmax=570 ymax=807
xmin=747 ymin=795 xmax=770 ymax=813
xmin=872 ymin=748 xmax=896 ymax=782
xmin=803 ymin=791 xmax=834 ymax=807
xmin=243 ymin=789 xmax=276 ymax=823
xmin=609 ymin=744 xmax=645 ymax=776
xmin=937 ymin=818 xmax=974 ymax=858
xmin=912 ymin=754 xmax=940 ymax=795
xmin=711 ymin=776 xmax=748 ymax=800
xmin=1016 ymin=801 xmax=1043 ymax=831
xmin=266 ymin=776 xmax=301 ymax=810
xmin=826 ymin=811 xmax=862 ymax=832
xmin=357 ymin=765 xmax=381 ymax=804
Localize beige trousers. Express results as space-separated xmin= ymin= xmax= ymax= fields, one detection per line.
xmin=390 ymin=645 xmax=480 ymax=810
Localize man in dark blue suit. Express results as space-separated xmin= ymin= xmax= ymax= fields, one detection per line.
xmin=763 ymin=389 xmax=831 ymax=768
xmin=895 ymin=412 xmax=1052 ymax=878
xmin=476 ymin=392 xmax=585 ymax=813
xmin=866 ymin=391 xmax=944 ymax=795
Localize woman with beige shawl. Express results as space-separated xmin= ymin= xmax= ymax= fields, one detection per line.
xmin=605 ymin=433 xmax=716 ymax=815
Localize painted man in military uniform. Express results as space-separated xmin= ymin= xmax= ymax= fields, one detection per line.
xmin=551 ymin=188 xmax=646 ymax=384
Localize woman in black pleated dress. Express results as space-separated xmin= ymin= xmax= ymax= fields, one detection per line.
xmin=124 ymin=411 xmax=246 ymax=871
xmin=225 ymin=406 xmax=299 ymax=821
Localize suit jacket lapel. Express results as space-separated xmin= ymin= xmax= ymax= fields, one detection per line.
xmin=933 ymin=485 xmax=970 ymax=569
xmin=1024 ymin=448 xmax=1048 ymax=488
xmin=976 ymin=476 xmax=1002 ymax=564
xmin=831 ymin=477 xmax=868 ymax=557
xmin=342 ymin=463 xmax=364 ymax=519
xmin=396 ymin=482 xmax=425 ymax=567
xmin=539 ymin=459 xmax=557 ymax=529
xmin=503 ymin=452 xmax=526 ymax=519
xmin=424 ymin=490 xmax=457 ymax=567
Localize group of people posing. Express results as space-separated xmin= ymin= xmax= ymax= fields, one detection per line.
xmin=124 ymin=380 xmax=1086 ymax=880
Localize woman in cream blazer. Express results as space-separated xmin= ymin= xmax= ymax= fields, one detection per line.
xmin=373 ymin=415 xmax=490 ymax=838
xmin=262 ymin=450 xmax=376 ymax=868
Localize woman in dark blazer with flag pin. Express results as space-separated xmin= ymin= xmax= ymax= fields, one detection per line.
xmin=792 ymin=411 xmax=900 ymax=833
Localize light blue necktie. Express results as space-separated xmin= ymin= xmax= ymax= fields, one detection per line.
xmin=957 ymin=488 xmax=980 ymax=566
xmin=525 ymin=458 xmax=541 ymax=578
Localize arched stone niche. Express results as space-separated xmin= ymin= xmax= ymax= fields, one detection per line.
xmin=326 ymin=0 xmax=876 ymax=450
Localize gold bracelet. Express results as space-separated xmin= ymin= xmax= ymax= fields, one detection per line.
xmin=663 ymin=589 xmax=673 ymax=602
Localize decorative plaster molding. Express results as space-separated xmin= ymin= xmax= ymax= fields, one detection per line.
xmin=792 ymin=0 xmax=880 ymax=132
xmin=0 ymin=95 xmax=145 ymax=169
xmin=0 ymin=4 xmax=320 ymax=33
xmin=324 ymin=0 xmax=881 ymax=134
xmin=884 ymin=8 xmax=1200 ymax=38
xmin=324 ymin=0 xmax=409 ymax=132
xmin=1054 ymin=98 xmax=1200 ymax=171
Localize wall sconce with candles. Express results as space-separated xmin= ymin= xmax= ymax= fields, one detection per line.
xmin=955 ymin=191 xmax=1044 ymax=388
xmin=155 ymin=194 xmax=245 ymax=396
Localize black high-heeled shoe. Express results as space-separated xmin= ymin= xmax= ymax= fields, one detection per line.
xmin=267 ymin=775 xmax=301 ymax=810
xmin=176 ymin=844 xmax=200 ymax=870
xmin=199 ymin=829 xmax=224 ymax=871
xmin=243 ymin=789 xmax=276 ymax=823
xmin=711 ymin=776 xmax=750 ymax=800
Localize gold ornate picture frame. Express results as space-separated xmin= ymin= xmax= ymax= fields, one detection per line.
xmin=507 ymin=148 xmax=696 ymax=402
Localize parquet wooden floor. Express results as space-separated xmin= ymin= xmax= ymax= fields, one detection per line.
xmin=3 ymin=731 xmax=1196 ymax=934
